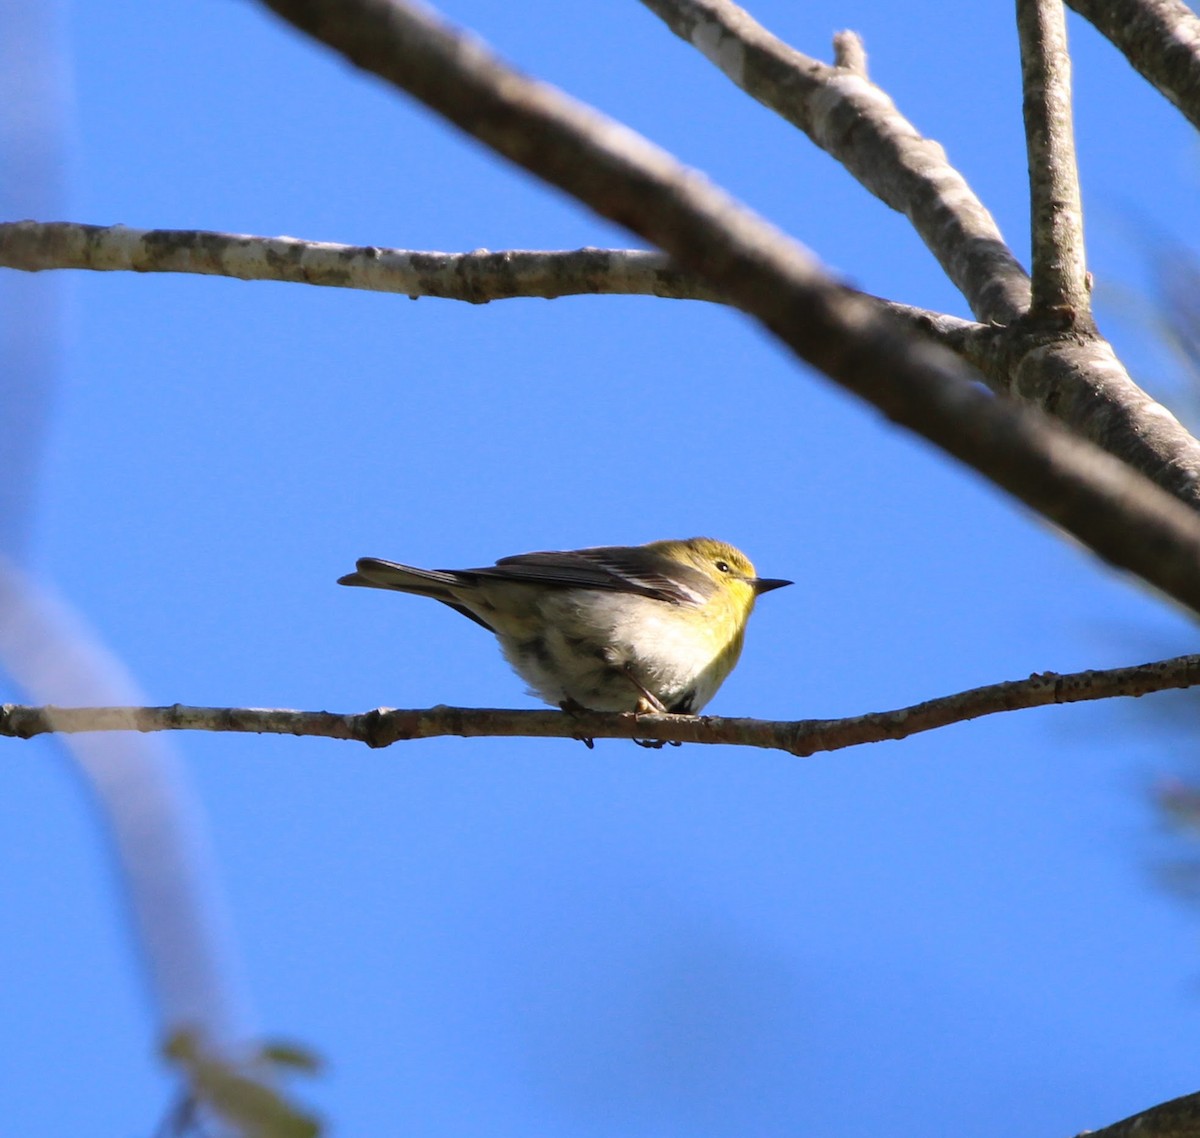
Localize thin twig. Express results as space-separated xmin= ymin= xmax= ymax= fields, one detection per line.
xmin=637 ymin=0 xmax=1031 ymax=325
xmin=4 ymin=654 xmax=1200 ymax=755
xmin=832 ymin=30 xmax=868 ymax=75
xmin=1067 ymin=0 xmax=1200 ymax=133
xmin=1018 ymin=0 xmax=1091 ymax=321
xmin=255 ymin=0 xmax=1200 ymax=614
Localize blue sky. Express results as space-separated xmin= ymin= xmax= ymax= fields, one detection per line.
xmin=3 ymin=1 xmax=1200 ymax=1135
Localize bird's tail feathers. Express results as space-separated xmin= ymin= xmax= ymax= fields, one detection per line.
xmin=337 ymin=557 xmax=462 ymax=599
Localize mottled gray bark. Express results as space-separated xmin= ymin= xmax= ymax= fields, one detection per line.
xmin=1068 ymin=0 xmax=1200 ymax=132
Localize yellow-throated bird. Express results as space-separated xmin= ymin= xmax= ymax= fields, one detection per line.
xmin=338 ymin=537 xmax=790 ymax=714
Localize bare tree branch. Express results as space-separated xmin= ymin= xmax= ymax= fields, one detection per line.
xmin=1080 ymin=1087 xmax=1200 ymax=1138
xmin=6 ymin=12 xmax=1194 ymax=577
xmin=970 ymin=332 xmax=1200 ymax=505
xmin=251 ymin=0 xmax=1200 ymax=615
xmin=7 ymin=8 xmax=1195 ymax=604
xmin=0 ymin=220 xmax=728 ymax=303
xmin=1067 ymin=0 xmax=1200 ymax=133
xmin=1018 ymin=0 xmax=1091 ymax=320
xmin=831 ymin=29 xmax=868 ymax=76
xmin=860 ymin=296 xmax=988 ymax=351
xmin=634 ymin=0 xmax=1200 ymax=509
xmin=4 ymin=654 xmax=1200 ymax=755
xmin=7 ymin=217 xmax=1200 ymax=508
xmin=637 ymin=0 xmax=1032 ymax=325
xmin=0 ymin=220 xmax=988 ymax=355
xmin=2 ymin=238 xmax=1193 ymax=514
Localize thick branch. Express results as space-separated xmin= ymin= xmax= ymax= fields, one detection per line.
xmin=1081 ymin=1088 xmax=1200 ymax=1138
xmin=637 ymin=0 xmax=1032 ymax=325
xmin=254 ymin=0 xmax=1200 ymax=614
xmin=639 ymin=0 xmax=1200 ymax=507
xmin=968 ymin=333 xmax=1200 ymax=506
xmin=1018 ymin=0 xmax=1091 ymax=320
xmin=1067 ymin=0 xmax=1200 ymax=133
xmin=4 ymin=654 xmax=1200 ymax=755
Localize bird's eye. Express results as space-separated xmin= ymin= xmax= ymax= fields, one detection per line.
xmin=714 ymin=560 xmax=731 ymax=573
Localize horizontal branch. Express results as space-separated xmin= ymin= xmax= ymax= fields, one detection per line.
xmin=5 ymin=223 xmax=1191 ymax=500
xmin=0 ymin=221 xmax=1183 ymax=507
xmin=0 ymin=219 xmax=985 ymax=349
xmin=4 ymin=653 xmax=1199 ymax=755
xmin=0 ymin=220 xmax=726 ymax=302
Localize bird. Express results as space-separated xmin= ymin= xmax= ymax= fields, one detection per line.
xmin=338 ymin=537 xmax=790 ymax=715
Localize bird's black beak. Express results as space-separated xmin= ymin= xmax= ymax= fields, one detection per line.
xmin=752 ymin=577 xmax=792 ymax=595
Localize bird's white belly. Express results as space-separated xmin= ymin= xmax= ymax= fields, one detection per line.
xmin=494 ymin=589 xmax=738 ymax=713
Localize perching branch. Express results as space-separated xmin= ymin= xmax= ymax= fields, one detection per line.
xmin=4 ymin=653 xmax=1200 ymax=755
xmin=637 ymin=0 xmax=1032 ymax=326
xmin=1067 ymin=0 xmax=1200 ymax=134
xmin=1018 ymin=0 xmax=1091 ymax=321
xmin=254 ymin=0 xmax=1200 ymax=615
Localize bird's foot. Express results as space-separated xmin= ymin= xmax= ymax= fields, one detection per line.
xmin=559 ymin=698 xmax=595 ymax=748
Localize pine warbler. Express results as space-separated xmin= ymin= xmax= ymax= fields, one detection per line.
xmin=338 ymin=538 xmax=790 ymax=714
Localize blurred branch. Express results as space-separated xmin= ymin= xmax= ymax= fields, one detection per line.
xmin=1080 ymin=1087 xmax=1200 ymax=1138
xmin=0 ymin=558 xmax=251 ymax=1054
xmin=5 ymin=653 xmax=1200 ymax=755
xmin=637 ymin=0 xmax=1031 ymax=325
xmin=0 ymin=1 xmax=275 ymax=1119
xmin=1067 ymin=0 xmax=1200 ymax=133
xmin=1018 ymin=0 xmax=1091 ymax=321
xmin=0 ymin=0 xmax=66 ymax=559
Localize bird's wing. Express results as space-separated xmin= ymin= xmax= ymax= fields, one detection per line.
xmin=485 ymin=546 xmax=713 ymax=605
